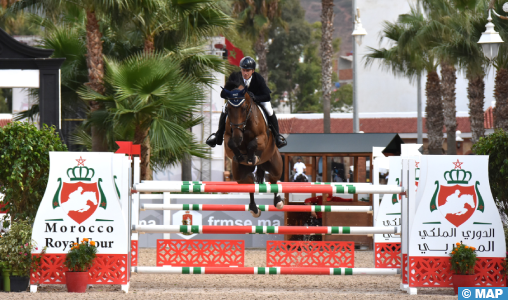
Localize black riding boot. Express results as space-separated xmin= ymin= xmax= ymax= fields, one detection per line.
xmin=206 ymin=111 xmax=227 ymax=147
xmin=268 ymin=114 xmax=287 ymax=148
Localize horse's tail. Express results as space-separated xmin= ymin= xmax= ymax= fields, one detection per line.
xmin=255 ymin=167 xmax=265 ymax=184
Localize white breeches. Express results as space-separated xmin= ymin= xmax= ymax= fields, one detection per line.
xmin=258 ymin=101 xmax=273 ymax=116
xmin=294 ymin=172 xmax=308 ymax=180
xmin=222 ymin=101 xmax=273 ymax=116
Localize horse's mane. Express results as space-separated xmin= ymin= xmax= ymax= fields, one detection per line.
xmin=224 ymin=78 xmax=244 ymax=91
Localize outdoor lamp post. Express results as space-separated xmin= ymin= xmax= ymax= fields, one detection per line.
xmin=352 ymin=7 xmax=367 ymax=133
xmin=478 ymin=9 xmax=504 ymax=60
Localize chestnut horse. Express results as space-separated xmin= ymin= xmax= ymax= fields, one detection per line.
xmin=223 ymin=81 xmax=284 ymax=217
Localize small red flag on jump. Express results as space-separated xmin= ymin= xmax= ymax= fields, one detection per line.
xmin=115 ymin=141 xmax=141 ymax=159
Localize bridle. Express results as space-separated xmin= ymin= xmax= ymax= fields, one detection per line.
xmin=229 ymin=97 xmax=253 ymax=133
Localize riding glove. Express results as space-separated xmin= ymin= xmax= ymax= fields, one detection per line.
xmin=247 ymin=91 xmax=257 ymax=102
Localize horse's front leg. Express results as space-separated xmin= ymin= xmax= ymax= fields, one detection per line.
xmin=249 ymin=192 xmax=261 ymax=218
xmin=247 ymin=138 xmax=258 ymax=165
xmin=228 ymin=138 xmax=245 ymax=163
xmin=236 ymin=170 xmax=261 ymax=218
xmin=273 ymin=192 xmax=284 ymax=210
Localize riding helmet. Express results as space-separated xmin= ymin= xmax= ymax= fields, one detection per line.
xmin=240 ymin=56 xmax=256 ymax=70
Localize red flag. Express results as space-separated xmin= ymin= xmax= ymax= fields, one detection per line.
xmin=115 ymin=141 xmax=141 ymax=159
xmin=225 ymin=39 xmax=244 ymax=67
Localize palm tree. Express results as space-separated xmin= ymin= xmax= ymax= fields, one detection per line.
xmin=106 ymin=0 xmax=233 ymax=179
xmin=365 ymin=8 xmax=444 ymax=154
xmin=114 ymin=0 xmax=233 ymax=53
xmin=434 ymin=1 xmax=488 ymax=144
xmin=232 ymin=0 xmax=283 ymax=81
xmin=320 ymin=0 xmax=333 ymax=133
xmin=490 ymin=0 xmax=508 ymax=131
xmin=419 ymin=0 xmax=458 ymax=154
xmin=12 ymin=0 xmax=131 ymax=151
xmin=493 ymin=45 xmax=508 ymax=131
xmin=78 ymin=52 xmax=210 ymax=179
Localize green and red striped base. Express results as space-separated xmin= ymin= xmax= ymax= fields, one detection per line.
xmin=133 ymin=266 xmax=400 ymax=275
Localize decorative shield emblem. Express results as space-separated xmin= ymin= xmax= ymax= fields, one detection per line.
xmin=437 ymin=185 xmax=477 ymax=227
xmin=60 ymin=182 xmax=100 ymax=224
xmin=52 ymin=156 xmax=107 ymax=224
xmin=429 ymin=160 xmax=484 ymax=227
xmin=182 ymin=211 xmax=193 ymax=226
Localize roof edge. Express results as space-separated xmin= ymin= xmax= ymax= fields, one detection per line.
xmin=0 ymin=27 xmax=54 ymax=59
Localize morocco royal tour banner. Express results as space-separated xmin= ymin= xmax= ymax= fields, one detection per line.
xmin=31 ymin=152 xmax=129 ymax=287
xmin=408 ymin=155 xmax=506 ymax=287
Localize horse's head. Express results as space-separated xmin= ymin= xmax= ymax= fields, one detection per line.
xmin=223 ymin=80 xmax=252 ymax=145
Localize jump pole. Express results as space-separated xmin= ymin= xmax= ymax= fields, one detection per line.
xmin=134 ymin=183 xmax=404 ymax=194
xmin=141 ymin=203 xmax=373 ymax=213
xmin=132 ymin=225 xmax=399 ymax=235
xmin=133 ymin=266 xmax=400 ymax=275
xmin=142 ymin=181 xmax=374 ymax=186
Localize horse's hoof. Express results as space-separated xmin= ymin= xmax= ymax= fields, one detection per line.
xmin=249 ymin=209 xmax=262 ymax=218
xmin=276 ymin=201 xmax=284 ymax=210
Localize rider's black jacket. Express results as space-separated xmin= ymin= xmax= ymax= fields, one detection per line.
xmin=221 ymin=72 xmax=271 ymax=103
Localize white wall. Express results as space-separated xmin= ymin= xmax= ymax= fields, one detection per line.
xmin=357 ymin=0 xmax=495 ymax=113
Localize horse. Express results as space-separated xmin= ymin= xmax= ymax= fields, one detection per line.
xmin=222 ymin=80 xmax=284 ymax=218
xmin=294 ymin=173 xmax=309 ymax=182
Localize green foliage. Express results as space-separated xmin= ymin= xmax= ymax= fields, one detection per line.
xmin=64 ymin=238 xmax=98 ymax=272
xmin=449 ymin=242 xmax=477 ymax=275
xmin=0 ymin=6 xmax=42 ymax=35
xmin=78 ymin=52 xmax=209 ymax=170
xmin=0 ymin=122 xmax=67 ymax=227
xmin=268 ymin=0 xmax=344 ymax=114
xmin=268 ymin=0 xmax=312 ymax=95
xmin=332 ymin=84 xmax=353 ymax=112
xmin=0 ymin=88 xmax=12 ymax=114
xmin=0 ymin=220 xmax=46 ymax=276
xmin=472 ymin=129 xmax=508 ymax=215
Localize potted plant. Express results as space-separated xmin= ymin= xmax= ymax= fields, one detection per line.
xmin=64 ymin=238 xmax=98 ymax=293
xmin=449 ymin=242 xmax=478 ymax=295
xmin=0 ymin=220 xmax=44 ymax=292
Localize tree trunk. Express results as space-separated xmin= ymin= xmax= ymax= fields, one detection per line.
xmin=85 ymin=10 xmax=108 ymax=152
xmin=494 ymin=68 xmax=508 ymax=131
xmin=425 ymin=70 xmax=444 ymax=154
xmin=320 ymin=0 xmax=334 ymax=133
xmin=134 ymin=126 xmax=152 ymax=181
xmin=468 ymin=76 xmax=485 ymax=144
xmin=144 ymin=35 xmax=155 ymax=53
xmin=181 ymin=153 xmax=192 ymax=181
xmin=255 ymin=32 xmax=269 ymax=81
xmin=440 ymin=62 xmax=457 ymax=155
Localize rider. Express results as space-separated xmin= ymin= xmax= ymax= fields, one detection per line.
xmin=205 ymin=56 xmax=287 ymax=149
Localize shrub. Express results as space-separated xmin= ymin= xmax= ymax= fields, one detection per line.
xmin=449 ymin=242 xmax=478 ymax=275
xmin=0 ymin=220 xmax=45 ymax=276
xmin=0 ymin=122 xmax=67 ymax=227
xmin=65 ymin=238 xmax=98 ymax=272
xmin=472 ymin=129 xmax=508 ymax=216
